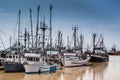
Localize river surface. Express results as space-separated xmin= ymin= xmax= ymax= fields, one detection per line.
xmin=0 ymin=56 xmax=120 ymax=80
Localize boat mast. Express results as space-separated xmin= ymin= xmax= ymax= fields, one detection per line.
xmin=60 ymin=32 xmax=62 ymax=52
xmin=72 ymin=26 xmax=78 ymax=52
xmin=58 ymin=31 xmax=60 ymax=50
xmin=10 ymin=36 xmax=12 ymax=52
xmin=27 ymin=32 xmax=30 ymax=51
xmin=80 ymin=34 xmax=83 ymax=54
xmin=30 ymin=8 xmax=33 ymax=50
xmin=36 ymin=6 xmax=40 ymax=50
xmin=67 ymin=36 xmax=70 ymax=50
xmin=100 ymin=34 xmax=104 ymax=48
xmin=93 ymin=33 xmax=97 ymax=54
xmin=58 ymin=31 xmax=62 ymax=52
xmin=41 ymin=16 xmax=48 ymax=56
xmin=18 ymin=10 xmax=21 ymax=62
xmin=50 ymin=4 xmax=53 ymax=49
xmin=24 ymin=28 xmax=27 ymax=52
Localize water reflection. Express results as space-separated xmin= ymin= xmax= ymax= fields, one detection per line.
xmin=0 ymin=63 xmax=108 ymax=80
xmin=0 ymin=71 xmax=24 ymax=80
xmin=23 ymin=67 xmax=87 ymax=80
xmin=1 ymin=56 xmax=120 ymax=80
xmin=88 ymin=62 xmax=108 ymax=80
xmin=61 ymin=67 xmax=86 ymax=80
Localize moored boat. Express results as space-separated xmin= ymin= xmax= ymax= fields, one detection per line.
xmin=2 ymin=61 xmax=24 ymax=72
xmin=1 ymin=51 xmax=25 ymax=72
xmin=24 ymin=61 xmax=60 ymax=74
xmin=62 ymin=27 xmax=90 ymax=67
xmin=90 ymin=48 xmax=109 ymax=62
xmin=62 ymin=53 xmax=90 ymax=67
xmin=90 ymin=33 xmax=109 ymax=62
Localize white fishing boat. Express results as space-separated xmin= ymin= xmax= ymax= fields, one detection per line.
xmin=24 ymin=5 xmax=61 ymax=74
xmin=62 ymin=27 xmax=90 ymax=67
xmin=23 ymin=53 xmax=61 ymax=74
xmin=24 ymin=61 xmax=60 ymax=74
xmin=62 ymin=53 xmax=90 ymax=67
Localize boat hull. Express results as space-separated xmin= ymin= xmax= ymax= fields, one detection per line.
xmin=0 ymin=60 xmax=2 ymax=66
xmin=2 ymin=61 xmax=25 ymax=72
xmin=24 ymin=64 xmax=41 ymax=74
xmin=90 ymin=55 xmax=109 ymax=62
xmin=24 ymin=64 xmax=59 ymax=74
xmin=63 ymin=57 xmax=90 ymax=67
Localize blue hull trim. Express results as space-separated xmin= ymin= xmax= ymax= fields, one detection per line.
xmin=25 ymin=68 xmax=60 ymax=74
xmin=25 ymin=71 xmax=49 ymax=74
xmin=25 ymin=72 xmax=40 ymax=74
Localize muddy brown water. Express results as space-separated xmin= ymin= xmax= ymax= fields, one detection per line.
xmin=0 ymin=56 xmax=119 ymax=80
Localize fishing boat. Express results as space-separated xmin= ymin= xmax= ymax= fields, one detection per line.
xmin=62 ymin=27 xmax=90 ymax=67
xmin=1 ymin=51 xmax=25 ymax=72
xmin=24 ymin=5 xmax=61 ymax=74
xmin=108 ymin=45 xmax=120 ymax=55
xmin=23 ymin=53 xmax=49 ymax=74
xmin=90 ymin=33 xmax=109 ymax=62
xmin=23 ymin=57 xmax=60 ymax=74
xmin=62 ymin=52 xmax=90 ymax=67
xmin=1 ymin=10 xmax=25 ymax=72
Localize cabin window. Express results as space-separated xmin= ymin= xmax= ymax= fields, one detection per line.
xmin=16 ymin=56 xmax=18 ymax=58
xmin=26 ymin=57 xmax=39 ymax=61
xmin=15 ymin=52 xmax=17 ymax=55
xmin=36 ymin=58 xmax=39 ymax=61
xmin=27 ymin=58 xmax=29 ymax=61
xmin=32 ymin=58 xmax=35 ymax=61
xmin=27 ymin=57 xmax=33 ymax=61
xmin=9 ymin=56 xmax=12 ymax=58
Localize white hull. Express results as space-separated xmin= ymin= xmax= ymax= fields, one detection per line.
xmin=24 ymin=64 xmax=50 ymax=74
xmin=24 ymin=63 xmax=61 ymax=74
xmin=63 ymin=57 xmax=90 ymax=67
xmin=62 ymin=53 xmax=90 ymax=67
xmin=23 ymin=53 xmax=61 ymax=74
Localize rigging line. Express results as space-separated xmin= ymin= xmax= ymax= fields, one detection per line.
xmin=0 ymin=34 xmax=5 ymax=50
